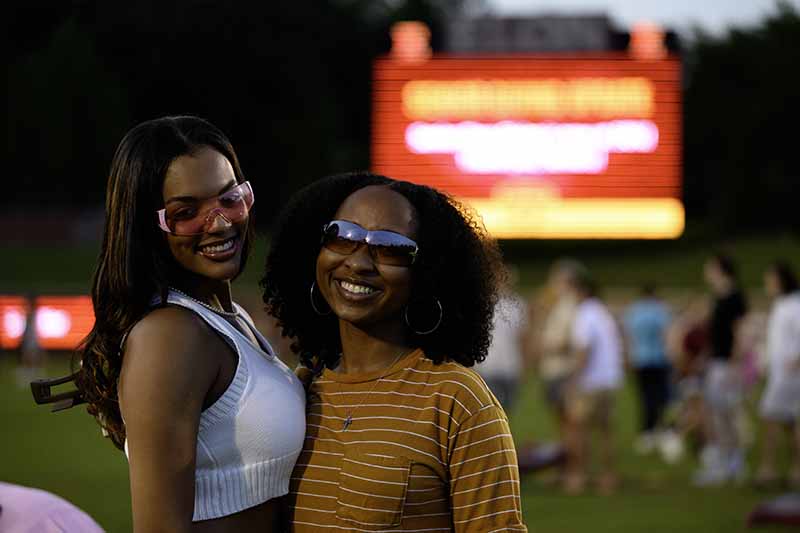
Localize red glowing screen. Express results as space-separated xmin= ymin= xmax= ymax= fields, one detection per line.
xmin=371 ymin=53 xmax=683 ymax=238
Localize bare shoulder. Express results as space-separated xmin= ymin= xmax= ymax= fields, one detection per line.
xmin=119 ymin=306 xmax=221 ymax=409
xmin=124 ymin=306 xmax=218 ymax=368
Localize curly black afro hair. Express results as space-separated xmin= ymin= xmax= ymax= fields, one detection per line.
xmin=261 ymin=171 xmax=507 ymax=372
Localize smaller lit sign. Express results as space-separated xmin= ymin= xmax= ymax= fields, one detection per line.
xmin=0 ymin=295 xmax=94 ymax=351
xmin=0 ymin=296 xmax=28 ymax=350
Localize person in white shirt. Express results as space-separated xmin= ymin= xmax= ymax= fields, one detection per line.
xmin=754 ymin=261 xmax=800 ymax=488
xmin=563 ymin=270 xmax=623 ymax=494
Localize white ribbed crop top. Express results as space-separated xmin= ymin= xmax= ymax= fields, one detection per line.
xmin=124 ymin=290 xmax=306 ymax=521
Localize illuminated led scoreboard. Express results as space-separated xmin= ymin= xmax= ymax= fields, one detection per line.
xmin=372 ymin=36 xmax=684 ymax=238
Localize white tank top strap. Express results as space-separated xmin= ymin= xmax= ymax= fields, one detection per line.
xmin=231 ymin=302 xmax=278 ymax=360
xmin=163 ymin=291 xmax=242 ymax=349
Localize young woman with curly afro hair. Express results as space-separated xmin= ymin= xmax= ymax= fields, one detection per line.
xmin=262 ymin=171 xmax=528 ymax=532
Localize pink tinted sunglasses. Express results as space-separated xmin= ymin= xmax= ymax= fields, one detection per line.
xmin=157 ymin=181 xmax=254 ymax=236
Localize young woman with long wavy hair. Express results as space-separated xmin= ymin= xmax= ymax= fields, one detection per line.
xmin=48 ymin=116 xmax=306 ymax=532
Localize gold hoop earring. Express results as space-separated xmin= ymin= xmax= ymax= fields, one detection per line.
xmin=310 ymin=281 xmax=332 ymax=316
xmin=404 ymin=298 xmax=443 ymax=335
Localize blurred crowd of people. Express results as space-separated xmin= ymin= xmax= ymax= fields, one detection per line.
xmin=477 ymin=254 xmax=800 ymax=494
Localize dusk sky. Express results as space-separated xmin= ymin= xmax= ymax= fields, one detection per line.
xmin=485 ymin=0 xmax=798 ymax=35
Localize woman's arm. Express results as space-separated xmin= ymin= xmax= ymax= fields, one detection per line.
xmin=119 ymin=307 xmax=220 ymax=533
xmin=448 ymin=405 xmax=528 ymax=533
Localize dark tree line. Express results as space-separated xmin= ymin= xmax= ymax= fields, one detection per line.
xmin=683 ymin=1 xmax=799 ymax=235
xmin=7 ymin=1 xmax=799 ymax=235
xmin=7 ymin=0 xmax=460 ymax=226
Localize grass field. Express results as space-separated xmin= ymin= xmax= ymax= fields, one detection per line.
xmin=1 ymin=354 xmax=794 ymax=533
xmin=2 ymin=233 xmax=798 ymax=531
xmin=4 ymin=232 xmax=799 ymax=294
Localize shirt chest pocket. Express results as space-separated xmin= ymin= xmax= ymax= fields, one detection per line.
xmin=336 ymin=451 xmax=411 ymax=528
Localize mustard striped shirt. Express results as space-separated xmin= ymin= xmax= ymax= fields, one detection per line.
xmin=288 ymin=349 xmax=527 ymax=532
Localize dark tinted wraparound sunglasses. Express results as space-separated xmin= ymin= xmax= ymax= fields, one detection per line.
xmin=321 ymin=220 xmax=418 ymax=266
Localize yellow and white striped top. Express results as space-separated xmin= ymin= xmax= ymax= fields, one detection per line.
xmin=288 ymin=349 xmax=527 ymax=532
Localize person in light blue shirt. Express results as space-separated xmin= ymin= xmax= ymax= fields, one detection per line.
xmin=623 ymin=283 xmax=673 ymax=452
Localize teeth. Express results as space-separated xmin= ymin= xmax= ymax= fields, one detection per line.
xmin=201 ymin=238 xmax=234 ymax=254
xmin=340 ymin=281 xmax=376 ymax=295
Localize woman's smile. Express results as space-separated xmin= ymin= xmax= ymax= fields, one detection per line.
xmin=196 ymin=234 xmax=241 ymax=261
xmin=336 ymin=278 xmax=381 ymax=299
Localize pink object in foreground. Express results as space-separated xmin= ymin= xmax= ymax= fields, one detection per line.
xmin=0 ymin=482 xmax=105 ymax=532
xmin=747 ymin=493 xmax=800 ymax=528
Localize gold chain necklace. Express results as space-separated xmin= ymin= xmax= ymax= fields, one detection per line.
xmin=338 ymin=348 xmax=410 ymax=431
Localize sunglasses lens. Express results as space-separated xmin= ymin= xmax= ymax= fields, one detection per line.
xmin=164 ymin=208 xmax=203 ymax=235
xmin=164 ymin=182 xmax=253 ymax=235
xmin=322 ymin=222 xmax=360 ymax=254
xmin=369 ymin=232 xmax=417 ymax=266
xmin=373 ymin=244 xmax=417 ymax=266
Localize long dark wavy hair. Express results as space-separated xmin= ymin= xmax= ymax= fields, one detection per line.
xmin=75 ymin=115 xmax=254 ymax=450
xmin=261 ymin=171 xmax=506 ymax=373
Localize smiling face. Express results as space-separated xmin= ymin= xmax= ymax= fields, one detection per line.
xmin=315 ymin=185 xmax=418 ymax=331
xmin=161 ymin=146 xmax=248 ymax=285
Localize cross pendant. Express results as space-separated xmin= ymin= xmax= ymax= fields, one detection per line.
xmin=343 ymin=415 xmax=352 ymax=430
